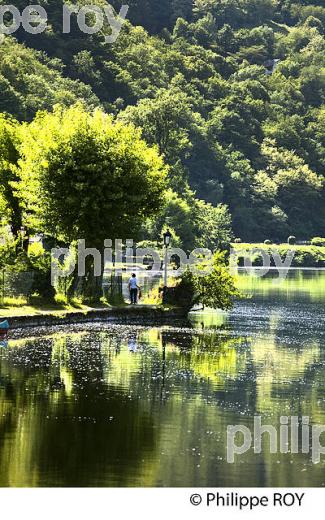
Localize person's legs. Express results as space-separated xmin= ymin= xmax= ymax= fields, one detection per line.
xmin=130 ymin=288 xmax=137 ymax=304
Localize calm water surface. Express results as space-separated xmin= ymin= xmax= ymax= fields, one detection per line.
xmin=0 ymin=269 xmax=324 ymax=486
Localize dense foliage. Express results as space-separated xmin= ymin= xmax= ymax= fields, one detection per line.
xmin=233 ymin=242 xmax=325 ymax=266
xmin=17 ymin=104 xmax=167 ymax=243
xmin=0 ymin=0 xmax=324 ymax=245
xmin=167 ymin=251 xmax=240 ymax=310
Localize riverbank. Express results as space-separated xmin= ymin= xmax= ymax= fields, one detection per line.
xmin=232 ymin=243 xmax=325 ymax=267
xmin=1 ymin=303 xmax=188 ymax=330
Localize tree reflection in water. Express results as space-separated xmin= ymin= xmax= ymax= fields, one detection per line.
xmin=0 ymin=290 xmax=324 ymax=487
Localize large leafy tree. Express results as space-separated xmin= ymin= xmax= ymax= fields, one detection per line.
xmin=17 ymin=104 xmax=168 ymax=298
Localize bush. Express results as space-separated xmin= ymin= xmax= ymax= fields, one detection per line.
xmin=311 ymin=237 xmax=325 ymax=247
xmin=232 ymin=243 xmax=325 ymax=268
xmin=165 ymin=273 xmax=195 ymax=309
xmin=28 ymin=246 xmax=55 ymax=300
xmin=0 ymin=238 xmax=55 ymax=301
xmin=0 ymin=235 xmax=18 ymax=269
xmin=171 ymin=252 xmax=240 ymax=310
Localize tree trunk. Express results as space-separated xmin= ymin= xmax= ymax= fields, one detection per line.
xmin=78 ymin=251 xmax=104 ymax=303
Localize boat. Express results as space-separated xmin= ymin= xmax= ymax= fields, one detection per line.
xmin=0 ymin=319 xmax=9 ymax=339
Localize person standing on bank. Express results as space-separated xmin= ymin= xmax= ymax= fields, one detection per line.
xmin=128 ymin=273 xmax=140 ymax=304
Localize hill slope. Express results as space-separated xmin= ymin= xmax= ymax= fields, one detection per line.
xmin=0 ymin=0 xmax=324 ymax=241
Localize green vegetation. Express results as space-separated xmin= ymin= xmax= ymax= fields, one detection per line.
xmin=18 ymin=104 xmax=167 ymax=300
xmin=1 ymin=0 xmax=325 ymax=309
xmin=0 ymin=0 xmax=325 ymax=243
xmin=311 ymin=237 xmax=325 ymax=246
xmin=0 ymin=103 xmax=168 ymax=303
xmin=157 ymin=252 xmax=240 ymax=310
xmin=1 ymin=1 xmax=324 ymax=243
xmin=233 ymin=242 xmax=325 ymax=267
xmin=183 ymin=252 xmax=240 ymax=310
xmin=236 ymin=268 xmax=325 ymax=301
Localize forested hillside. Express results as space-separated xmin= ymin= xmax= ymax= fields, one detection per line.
xmin=1 ymin=0 xmax=325 ymax=244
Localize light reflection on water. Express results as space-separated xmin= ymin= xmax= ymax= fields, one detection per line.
xmin=0 ymin=269 xmax=324 ymax=486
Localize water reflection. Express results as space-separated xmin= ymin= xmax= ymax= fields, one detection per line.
xmin=0 ymin=270 xmax=324 ymax=486
xmin=235 ymin=268 xmax=325 ymax=302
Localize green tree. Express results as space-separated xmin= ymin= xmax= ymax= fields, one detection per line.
xmin=174 ymin=251 xmax=239 ymax=310
xmin=147 ymin=188 xmax=233 ymax=251
xmin=0 ymin=115 xmax=24 ymax=241
xmin=0 ymin=38 xmax=99 ymax=121
xmin=255 ymin=139 xmax=325 ymax=238
xmin=192 ymin=252 xmax=239 ymax=309
xmin=118 ymin=87 xmax=205 ymax=190
xmin=18 ymin=104 xmax=168 ymax=300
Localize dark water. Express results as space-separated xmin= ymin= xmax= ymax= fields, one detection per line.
xmin=0 ymin=270 xmax=324 ymax=487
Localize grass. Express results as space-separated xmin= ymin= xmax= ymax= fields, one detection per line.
xmin=0 ymin=295 xmax=169 ymax=319
xmin=0 ymin=296 xmax=113 ymax=318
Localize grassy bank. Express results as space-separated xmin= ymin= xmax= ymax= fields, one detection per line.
xmin=232 ymin=243 xmax=325 ymax=268
xmin=0 ymin=299 xmax=187 ymax=330
xmin=0 ymin=298 xmax=114 ymax=318
xmin=0 ymin=299 xmax=182 ymax=319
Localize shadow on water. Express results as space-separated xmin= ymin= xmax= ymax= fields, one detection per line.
xmin=0 ymin=269 xmax=324 ymax=486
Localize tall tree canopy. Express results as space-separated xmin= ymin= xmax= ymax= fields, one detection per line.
xmin=17 ymin=104 xmax=168 ymax=246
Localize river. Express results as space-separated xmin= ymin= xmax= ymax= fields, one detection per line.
xmin=0 ymin=269 xmax=324 ymax=486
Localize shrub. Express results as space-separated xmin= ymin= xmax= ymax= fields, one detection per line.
xmin=0 ymin=235 xmax=18 ymax=269
xmin=311 ymin=237 xmax=325 ymax=247
xmin=28 ymin=246 xmax=55 ymax=300
xmin=164 ymin=272 xmax=195 ymax=309
xmin=171 ymin=252 xmax=240 ymax=310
